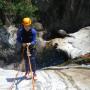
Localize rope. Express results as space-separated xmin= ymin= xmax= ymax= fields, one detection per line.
xmin=27 ymin=45 xmax=35 ymax=90
xmin=8 ymin=43 xmax=35 ymax=90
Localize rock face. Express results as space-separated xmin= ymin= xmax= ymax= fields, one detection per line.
xmin=0 ymin=25 xmax=17 ymax=64
xmin=33 ymin=22 xmax=44 ymax=31
xmin=51 ymin=26 xmax=90 ymax=58
xmin=33 ymin=0 xmax=90 ymax=33
xmin=0 ymin=25 xmax=90 ymax=66
xmin=7 ymin=25 xmax=17 ymax=45
xmin=0 ymin=65 xmax=90 ymax=90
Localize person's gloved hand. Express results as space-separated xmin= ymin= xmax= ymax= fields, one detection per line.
xmin=26 ymin=43 xmax=31 ymax=47
xmin=22 ymin=43 xmax=31 ymax=47
xmin=22 ymin=43 xmax=27 ymax=47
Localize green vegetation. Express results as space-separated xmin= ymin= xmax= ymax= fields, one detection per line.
xmin=0 ymin=0 xmax=39 ymax=25
xmin=58 ymin=57 xmax=90 ymax=67
xmin=73 ymin=57 xmax=90 ymax=64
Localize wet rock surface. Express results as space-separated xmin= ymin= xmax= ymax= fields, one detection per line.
xmin=0 ymin=65 xmax=90 ymax=90
xmin=51 ymin=26 xmax=90 ymax=58
xmin=0 ymin=25 xmax=17 ymax=64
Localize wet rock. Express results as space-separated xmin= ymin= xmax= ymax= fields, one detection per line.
xmin=33 ymin=22 xmax=44 ymax=31
xmin=7 ymin=25 xmax=17 ymax=45
xmin=58 ymin=29 xmax=67 ymax=37
xmin=58 ymin=29 xmax=75 ymax=38
xmin=52 ymin=26 xmax=90 ymax=58
xmin=0 ymin=25 xmax=17 ymax=64
xmin=0 ymin=65 xmax=90 ymax=90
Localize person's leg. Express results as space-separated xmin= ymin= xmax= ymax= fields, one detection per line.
xmin=30 ymin=48 xmax=37 ymax=75
xmin=31 ymin=56 xmax=36 ymax=74
xmin=16 ymin=41 xmax=22 ymax=63
xmin=24 ymin=49 xmax=30 ymax=74
xmin=24 ymin=58 xmax=30 ymax=74
xmin=30 ymin=52 xmax=37 ymax=80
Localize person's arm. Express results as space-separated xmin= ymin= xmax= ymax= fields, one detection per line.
xmin=17 ymin=29 xmax=22 ymax=43
xmin=31 ymin=29 xmax=37 ymax=45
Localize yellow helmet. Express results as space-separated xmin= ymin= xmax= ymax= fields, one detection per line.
xmin=22 ymin=17 xmax=32 ymax=26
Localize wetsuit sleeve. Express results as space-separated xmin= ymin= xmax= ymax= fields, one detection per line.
xmin=31 ymin=29 xmax=37 ymax=45
xmin=17 ymin=29 xmax=22 ymax=43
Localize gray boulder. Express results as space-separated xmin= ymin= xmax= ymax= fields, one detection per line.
xmin=33 ymin=22 xmax=44 ymax=31
xmin=58 ymin=29 xmax=67 ymax=37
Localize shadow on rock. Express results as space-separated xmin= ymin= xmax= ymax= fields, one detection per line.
xmin=36 ymin=44 xmax=69 ymax=69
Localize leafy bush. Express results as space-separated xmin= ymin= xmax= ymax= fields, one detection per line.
xmin=0 ymin=0 xmax=39 ymax=25
xmin=14 ymin=1 xmax=39 ymax=23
